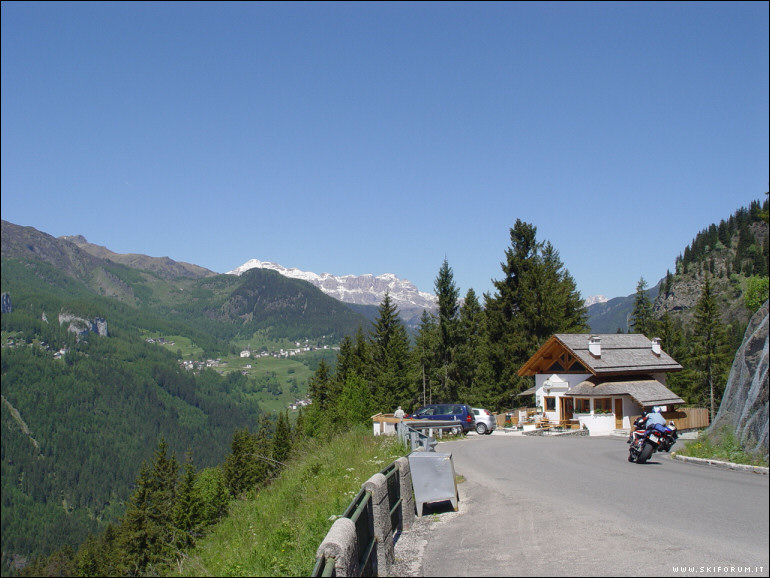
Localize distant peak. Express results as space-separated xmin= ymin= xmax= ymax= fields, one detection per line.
xmin=585 ymin=295 xmax=609 ymax=307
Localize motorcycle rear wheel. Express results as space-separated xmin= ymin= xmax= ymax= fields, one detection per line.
xmin=636 ymin=443 xmax=654 ymax=464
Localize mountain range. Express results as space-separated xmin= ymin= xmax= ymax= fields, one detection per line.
xmin=58 ymin=231 xmax=611 ymax=325
xmin=227 ymin=259 xmax=438 ymax=326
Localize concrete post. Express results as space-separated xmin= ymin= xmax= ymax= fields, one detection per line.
xmin=394 ymin=456 xmax=415 ymax=530
xmin=315 ymin=517 xmax=358 ymax=577
xmin=363 ymin=472 xmax=394 ymax=575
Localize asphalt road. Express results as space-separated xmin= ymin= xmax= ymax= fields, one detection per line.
xmin=392 ymin=433 xmax=769 ymax=577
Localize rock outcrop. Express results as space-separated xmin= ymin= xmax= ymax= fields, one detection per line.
xmin=1 ymin=292 xmax=11 ymax=314
xmin=58 ymin=313 xmax=109 ymax=339
xmin=710 ymin=300 xmax=769 ymax=459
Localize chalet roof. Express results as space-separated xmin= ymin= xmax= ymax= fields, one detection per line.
xmin=563 ymin=376 xmax=685 ymax=407
xmin=518 ymin=333 xmax=683 ymax=377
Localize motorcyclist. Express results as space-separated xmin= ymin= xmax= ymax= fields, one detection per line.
xmin=628 ymin=407 xmax=666 ymax=444
xmin=646 ymin=406 xmax=667 ymax=428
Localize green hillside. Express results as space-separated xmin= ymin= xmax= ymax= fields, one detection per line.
xmin=0 ymin=222 xmax=368 ymax=575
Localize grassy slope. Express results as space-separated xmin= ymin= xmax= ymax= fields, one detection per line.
xmin=172 ymin=428 xmax=407 ymax=577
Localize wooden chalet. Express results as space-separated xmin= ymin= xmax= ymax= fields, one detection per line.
xmin=517 ymin=333 xmax=685 ymax=434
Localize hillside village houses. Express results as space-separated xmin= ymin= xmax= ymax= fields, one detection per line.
xmin=517 ymin=333 xmax=686 ymax=435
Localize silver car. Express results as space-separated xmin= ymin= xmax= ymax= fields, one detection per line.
xmin=472 ymin=407 xmax=497 ymax=435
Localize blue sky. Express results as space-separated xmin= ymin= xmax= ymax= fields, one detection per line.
xmin=2 ymin=1 xmax=768 ymax=301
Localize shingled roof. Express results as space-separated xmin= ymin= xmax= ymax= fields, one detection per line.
xmin=518 ymin=333 xmax=683 ymax=377
xmin=563 ymin=376 xmax=685 ymax=406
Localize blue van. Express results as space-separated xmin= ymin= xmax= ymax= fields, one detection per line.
xmin=410 ymin=403 xmax=475 ymax=433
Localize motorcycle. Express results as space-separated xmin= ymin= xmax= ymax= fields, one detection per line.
xmin=628 ymin=418 xmax=677 ymax=464
xmin=658 ymin=421 xmax=678 ymax=452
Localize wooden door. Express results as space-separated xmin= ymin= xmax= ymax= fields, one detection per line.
xmin=614 ymin=398 xmax=623 ymax=429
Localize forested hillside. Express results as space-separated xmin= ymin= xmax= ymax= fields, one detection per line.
xmin=0 ymin=221 xmax=370 ymax=575
xmin=0 ymin=263 xmax=260 ymax=573
xmin=625 ymin=198 xmax=769 ymax=416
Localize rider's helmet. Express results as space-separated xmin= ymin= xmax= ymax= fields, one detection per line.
xmin=652 ymin=406 xmax=662 ymax=413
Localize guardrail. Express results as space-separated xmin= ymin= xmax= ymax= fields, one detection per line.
xmin=397 ymin=420 xmax=463 ymax=452
xmin=312 ymin=456 xmax=415 ymax=577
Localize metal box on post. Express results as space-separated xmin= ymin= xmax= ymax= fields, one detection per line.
xmin=407 ymin=452 xmax=458 ymax=517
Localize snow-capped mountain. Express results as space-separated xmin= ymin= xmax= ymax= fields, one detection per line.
xmin=584 ymin=295 xmax=609 ymax=307
xmin=227 ymin=259 xmax=438 ymax=323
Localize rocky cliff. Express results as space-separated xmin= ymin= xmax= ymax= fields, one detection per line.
xmin=710 ymin=299 xmax=769 ymax=459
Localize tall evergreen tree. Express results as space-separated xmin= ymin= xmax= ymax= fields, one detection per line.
xmin=630 ymin=277 xmax=656 ymax=336
xmin=271 ymin=410 xmax=292 ymax=466
xmin=369 ymin=292 xmax=412 ymax=411
xmin=307 ymin=359 xmax=334 ymax=411
xmin=482 ymin=220 xmax=587 ymax=409
xmin=434 ymin=259 xmax=461 ymax=402
xmin=412 ymin=309 xmax=440 ymax=408
xmin=119 ymin=438 xmax=179 ymax=575
xmin=691 ymin=275 xmax=731 ymax=421
xmin=173 ymin=452 xmax=203 ymax=551
xmin=454 ymin=288 xmax=485 ymax=405
xmin=253 ymin=414 xmax=275 ymax=486
xmin=223 ymin=428 xmax=259 ymax=498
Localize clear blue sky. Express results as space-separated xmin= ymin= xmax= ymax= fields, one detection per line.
xmin=2 ymin=1 xmax=768 ymax=300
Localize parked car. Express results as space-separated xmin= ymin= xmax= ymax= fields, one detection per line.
xmin=409 ymin=403 xmax=475 ymax=434
xmin=471 ymin=407 xmax=497 ymax=435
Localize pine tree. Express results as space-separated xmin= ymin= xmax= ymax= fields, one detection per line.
xmin=271 ymin=410 xmax=292 ymax=466
xmin=119 ymin=461 xmax=155 ymax=575
xmin=369 ymin=292 xmax=412 ymax=411
xmin=116 ymin=438 xmax=181 ymax=575
xmin=173 ymin=452 xmax=203 ymax=551
xmin=691 ymin=275 xmax=731 ymax=421
xmin=434 ymin=259 xmax=461 ymax=402
xmin=412 ymin=309 xmax=440 ymax=408
xmin=454 ymin=288 xmax=485 ymax=405
xmin=307 ymin=359 xmax=334 ymax=411
xmin=253 ymin=413 xmax=275 ymax=485
xmin=630 ymin=277 xmax=656 ymax=336
xmin=482 ymin=220 xmax=587 ymax=409
xmin=223 ymin=428 xmax=259 ymax=497
xmin=337 ymin=373 xmax=376 ymax=427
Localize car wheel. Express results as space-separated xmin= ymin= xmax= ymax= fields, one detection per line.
xmin=475 ymin=423 xmax=487 ymax=435
xmin=450 ymin=426 xmax=461 ymax=435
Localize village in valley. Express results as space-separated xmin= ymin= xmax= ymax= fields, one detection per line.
xmin=147 ymin=335 xmax=331 ymax=412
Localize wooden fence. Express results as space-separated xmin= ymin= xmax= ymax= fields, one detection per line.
xmin=662 ymin=407 xmax=710 ymax=430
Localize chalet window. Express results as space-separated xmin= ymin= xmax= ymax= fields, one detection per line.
xmin=575 ymin=398 xmax=591 ymax=413
xmin=544 ymin=396 xmax=556 ymax=411
xmin=594 ymin=398 xmax=612 ymax=412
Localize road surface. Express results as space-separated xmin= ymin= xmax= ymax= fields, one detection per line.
xmin=392 ymin=433 xmax=769 ymax=577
